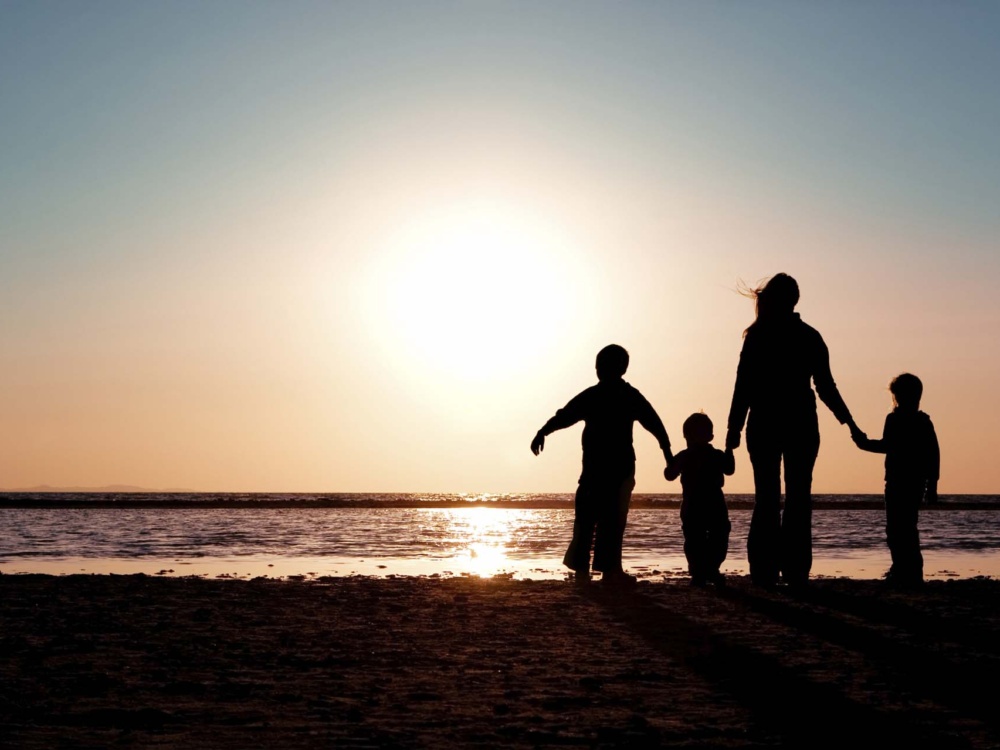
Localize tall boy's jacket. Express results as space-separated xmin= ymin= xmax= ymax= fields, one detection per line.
xmin=538 ymin=379 xmax=671 ymax=477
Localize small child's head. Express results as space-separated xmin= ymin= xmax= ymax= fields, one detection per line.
xmin=889 ymin=373 xmax=923 ymax=410
xmin=596 ymin=344 xmax=629 ymax=382
xmin=682 ymin=412 xmax=714 ymax=446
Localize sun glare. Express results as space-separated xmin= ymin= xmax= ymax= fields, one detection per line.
xmin=367 ymin=203 xmax=591 ymax=382
xmin=447 ymin=507 xmax=514 ymax=577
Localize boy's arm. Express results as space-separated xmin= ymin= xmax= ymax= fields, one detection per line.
xmin=925 ymin=419 xmax=940 ymax=503
xmin=854 ymin=415 xmax=889 ymax=454
xmin=635 ymin=392 xmax=674 ymax=463
xmin=531 ymin=390 xmax=588 ymax=455
xmin=854 ymin=435 xmax=886 ymax=453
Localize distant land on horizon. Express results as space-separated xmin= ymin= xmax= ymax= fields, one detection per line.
xmin=1 ymin=485 xmax=198 ymax=493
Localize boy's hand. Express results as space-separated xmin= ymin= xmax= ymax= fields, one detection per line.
xmin=530 ymin=431 xmax=545 ymax=456
xmin=725 ymin=428 xmax=741 ymax=450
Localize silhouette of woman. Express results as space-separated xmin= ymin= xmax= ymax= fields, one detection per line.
xmin=726 ymin=274 xmax=860 ymax=587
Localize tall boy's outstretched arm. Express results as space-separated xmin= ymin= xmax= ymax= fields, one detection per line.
xmin=531 ymin=392 xmax=587 ymax=455
xmin=636 ymin=395 xmax=673 ymax=464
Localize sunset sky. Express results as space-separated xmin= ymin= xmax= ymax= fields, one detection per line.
xmin=2 ymin=2 xmax=999 ymax=494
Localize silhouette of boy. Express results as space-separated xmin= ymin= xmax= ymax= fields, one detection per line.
xmin=531 ymin=345 xmax=673 ymax=585
xmin=664 ymin=412 xmax=735 ymax=586
xmin=853 ymin=373 xmax=940 ymax=587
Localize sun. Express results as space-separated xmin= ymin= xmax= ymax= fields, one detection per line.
xmin=367 ymin=201 xmax=592 ymax=382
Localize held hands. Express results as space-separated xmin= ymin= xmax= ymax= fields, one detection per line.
xmin=848 ymin=420 xmax=867 ymax=447
xmin=530 ymin=431 xmax=545 ymax=456
xmin=725 ymin=428 xmax=741 ymax=451
xmin=663 ymin=455 xmax=679 ymax=482
xmin=663 ymin=451 xmax=674 ymax=482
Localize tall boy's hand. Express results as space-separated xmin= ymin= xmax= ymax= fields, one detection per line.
xmin=725 ymin=428 xmax=741 ymax=451
xmin=530 ymin=431 xmax=545 ymax=456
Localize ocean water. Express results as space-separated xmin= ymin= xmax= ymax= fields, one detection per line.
xmin=1 ymin=494 xmax=998 ymax=581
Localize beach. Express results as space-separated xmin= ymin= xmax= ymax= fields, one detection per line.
xmin=2 ymin=574 xmax=999 ymax=748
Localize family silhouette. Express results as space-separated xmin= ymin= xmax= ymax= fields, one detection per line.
xmin=532 ymin=273 xmax=939 ymax=589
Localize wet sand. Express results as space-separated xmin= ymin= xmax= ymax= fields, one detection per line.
xmin=2 ymin=573 xmax=999 ymax=748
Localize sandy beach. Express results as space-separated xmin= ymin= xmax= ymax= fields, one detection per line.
xmin=1 ymin=573 xmax=999 ymax=749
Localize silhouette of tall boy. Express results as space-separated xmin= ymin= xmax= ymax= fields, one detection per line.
xmin=853 ymin=373 xmax=940 ymax=586
xmin=531 ymin=345 xmax=673 ymax=584
xmin=664 ymin=412 xmax=735 ymax=586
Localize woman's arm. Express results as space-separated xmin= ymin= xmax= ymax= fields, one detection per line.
xmin=726 ymin=336 xmax=755 ymax=449
xmin=811 ymin=332 xmax=854 ymax=426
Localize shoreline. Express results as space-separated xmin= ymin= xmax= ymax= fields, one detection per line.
xmin=2 ymin=574 xmax=999 ymax=748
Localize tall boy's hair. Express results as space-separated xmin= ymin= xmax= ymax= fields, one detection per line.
xmin=682 ymin=412 xmax=713 ymax=441
xmin=889 ymin=373 xmax=923 ymax=407
xmin=596 ymin=344 xmax=629 ymax=379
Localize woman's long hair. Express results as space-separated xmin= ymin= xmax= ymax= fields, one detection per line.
xmin=740 ymin=273 xmax=799 ymax=336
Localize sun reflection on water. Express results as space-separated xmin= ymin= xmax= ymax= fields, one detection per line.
xmin=445 ymin=507 xmax=515 ymax=577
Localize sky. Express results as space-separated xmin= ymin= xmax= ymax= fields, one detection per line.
xmin=2 ymin=1 xmax=999 ymax=494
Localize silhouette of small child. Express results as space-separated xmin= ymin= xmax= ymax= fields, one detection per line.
xmin=664 ymin=412 xmax=735 ymax=586
xmin=852 ymin=373 xmax=940 ymax=587
xmin=531 ymin=345 xmax=673 ymax=586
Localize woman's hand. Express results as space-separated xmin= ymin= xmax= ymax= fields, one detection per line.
xmin=725 ymin=428 xmax=741 ymax=450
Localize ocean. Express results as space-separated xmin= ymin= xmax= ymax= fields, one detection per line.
xmin=2 ymin=493 xmax=999 ymax=581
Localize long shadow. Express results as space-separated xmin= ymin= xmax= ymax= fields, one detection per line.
xmin=709 ymin=581 xmax=1000 ymax=727
xmin=765 ymin=579 xmax=1000 ymax=653
xmin=581 ymin=583 xmax=988 ymax=749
